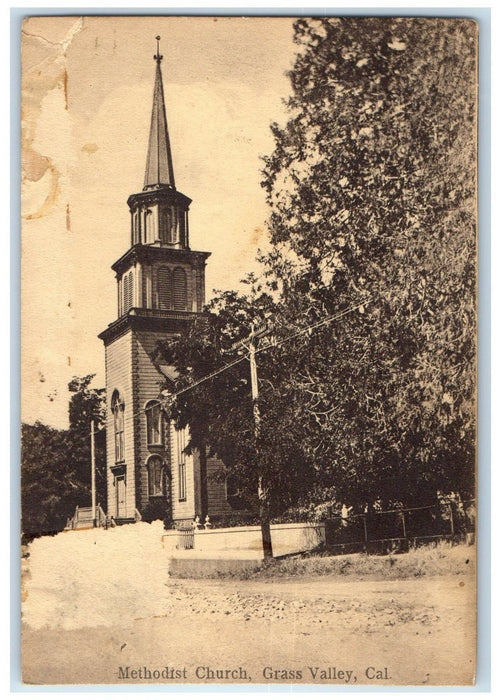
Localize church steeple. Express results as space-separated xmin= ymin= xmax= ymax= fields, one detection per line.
xmin=127 ymin=36 xmax=192 ymax=251
xmin=99 ymin=33 xmax=219 ymax=527
xmin=144 ymin=37 xmax=176 ymax=190
xmin=98 ymin=36 xmax=210 ymax=328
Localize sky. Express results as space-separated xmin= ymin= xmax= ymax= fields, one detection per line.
xmin=21 ymin=16 xmax=296 ymax=428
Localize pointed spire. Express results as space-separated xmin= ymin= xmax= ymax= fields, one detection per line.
xmin=143 ymin=36 xmax=176 ymax=190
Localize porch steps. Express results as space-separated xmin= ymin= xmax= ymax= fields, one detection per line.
xmin=64 ymin=505 xmax=107 ymax=530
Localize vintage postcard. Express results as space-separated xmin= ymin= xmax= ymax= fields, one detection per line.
xmin=21 ymin=16 xmax=478 ymax=686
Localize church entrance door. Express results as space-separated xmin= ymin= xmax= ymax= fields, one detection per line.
xmin=116 ymin=476 xmax=126 ymax=518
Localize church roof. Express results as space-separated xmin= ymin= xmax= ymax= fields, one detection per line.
xmin=144 ymin=38 xmax=176 ymax=190
xmin=156 ymin=364 xmax=179 ymax=384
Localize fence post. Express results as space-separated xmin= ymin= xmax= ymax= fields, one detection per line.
xmin=448 ymin=501 xmax=455 ymax=536
xmin=401 ymin=510 xmax=407 ymax=539
xmin=363 ymin=515 xmax=368 ymax=554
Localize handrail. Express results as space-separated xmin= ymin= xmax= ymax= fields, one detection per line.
xmin=66 ymin=504 xmax=108 ymax=529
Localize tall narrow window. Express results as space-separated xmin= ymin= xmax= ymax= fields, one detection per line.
xmin=178 ymin=209 xmax=185 ymax=245
xmin=146 ymin=400 xmax=163 ymax=446
xmin=112 ymin=390 xmax=125 ymax=463
xmin=173 ymin=267 xmax=187 ymax=310
xmin=166 ymin=210 xmax=173 ymax=243
xmin=170 ymin=206 xmax=178 ymax=243
xmin=157 ymin=266 xmax=172 ymax=309
xmin=147 ymin=456 xmax=165 ymax=497
xmin=145 ymin=209 xmax=153 ymax=243
xmin=131 ymin=212 xmax=136 ymax=245
xmin=176 ymin=428 xmax=187 ymax=502
xmin=158 ymin=208 xmax=167 ymax=244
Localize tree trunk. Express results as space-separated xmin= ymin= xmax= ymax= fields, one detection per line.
xmin=260 ymin=513 xmax=273 ymax=559
xmin=259 ymin=490 xmax=273 ymax=559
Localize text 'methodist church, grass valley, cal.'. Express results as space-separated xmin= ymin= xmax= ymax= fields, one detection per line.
xmin=98 ymin=40 xmax=237 ymax=526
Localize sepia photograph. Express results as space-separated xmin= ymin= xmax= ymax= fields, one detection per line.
xmin=20 ymin=15 xmax=478 ymax=686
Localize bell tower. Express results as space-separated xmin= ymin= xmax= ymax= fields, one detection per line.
xmin=127 ymin=38 xmax=192 ymax=254
xmin=99 ymin=38 xmax=210 ymax=523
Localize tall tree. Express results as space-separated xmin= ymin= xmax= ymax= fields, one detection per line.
xmin=21 ymin=376 xmax=106 ymax=538
xmin=21 ymin=422 xmax=78 ymax=537
xmin=260 ymin=18 xmax=477 ymax=508
xmin=154 ymin=18 xmax=476 ymax=532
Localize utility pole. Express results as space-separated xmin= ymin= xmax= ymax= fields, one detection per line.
xmin=248 ymin=325 xmax=261 ymax=434
xmin=91 ymin=419 xmax=96 ymax=528
xmin=232 ymin=321 xmax=273 ymax=558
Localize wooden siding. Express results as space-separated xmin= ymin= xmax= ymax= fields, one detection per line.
xmin=170 ymin=422 xmax=197 ymax=522
xmin=206 ymin=456 xmax=241 ymax=517
xmin=105 ymin=322 xmax=235 ymax=524
xmin=132 ymin=329 xmax=172 ymax=512
xmin=104 ymin=330 xmax=136 ymax=518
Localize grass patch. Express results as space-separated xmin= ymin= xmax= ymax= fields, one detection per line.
xmin=214 ymin=541 xmax=475 ymax=580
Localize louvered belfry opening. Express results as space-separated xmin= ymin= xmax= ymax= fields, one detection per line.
xmin=122 ymin=270 xmax=134 ymax=314
xmin=173 ymin=267 xmax=187 ymax=310
xmin=156 ymin=265 xmax=187 ymax=311
xmin=157 ymin=266 xmax=172 ymax=309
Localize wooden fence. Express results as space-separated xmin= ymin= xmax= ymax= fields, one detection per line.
xmin=325 ymin=498 xmax=475 ymax=554
xmin=176 ymin=526 xmax=195 ymax=549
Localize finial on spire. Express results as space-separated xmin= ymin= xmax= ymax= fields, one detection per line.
xmin=154 ymin=35 xmax=163 ymax=63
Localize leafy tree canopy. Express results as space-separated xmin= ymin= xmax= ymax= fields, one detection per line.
xmin=157 ymin=18 xmax=476 ymax=519
xmin=260 ymin=17 xmax=477 ymax=509
xmin=21 ymin=375 xmax=106 ymax=538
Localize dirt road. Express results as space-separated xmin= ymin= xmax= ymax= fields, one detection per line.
xmin=22 ymin=573 xmax=475 ymax=686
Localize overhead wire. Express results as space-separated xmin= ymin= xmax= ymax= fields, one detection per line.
xmin=82 ymin=246 xmax=463 ymax=444
xmin=80 ymin=241 xmax=466 ymax=445
xmin=82 ymin=295 xmax=370 ymax=439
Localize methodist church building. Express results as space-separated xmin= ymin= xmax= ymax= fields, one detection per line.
xmin=99 ymin=42 xmax=240 ymax=525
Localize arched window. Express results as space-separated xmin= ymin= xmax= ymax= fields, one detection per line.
xmin=147 ymin=455 xmax=165 ymax=497
xmin=158 ymin=208 xmax=174 ymax=244
xmin=173 ymin=267 xmax=187 ymax=310
xmin=111 ymin=390 xmax=125 ymax=463
xmin=157 ymin=266 xmax=172 ymax=309
xmin=145 ymin=400 xmax=163 ymax=446
xmin=145 ymin=208 xmax=153 ymax=242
